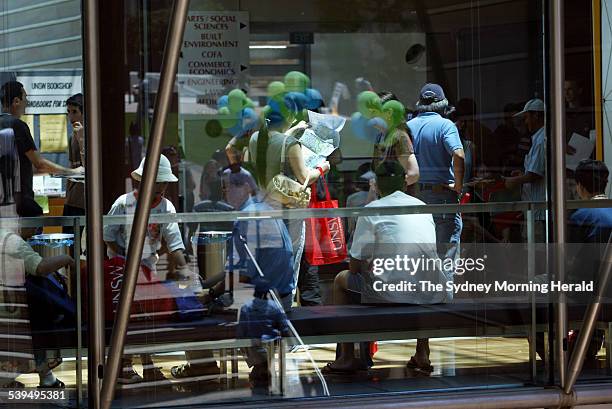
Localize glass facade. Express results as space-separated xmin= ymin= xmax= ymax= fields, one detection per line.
xmin=0 ymin=1 xmax=612 ymax=408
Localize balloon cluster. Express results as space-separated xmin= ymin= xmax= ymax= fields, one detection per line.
xmin=350 ymin=91 xmax=406 ymax=143
xmin=216 ymin=89 xmax=260 ymax=138
xmin=261 ymin=71 xmax=324 ymax=126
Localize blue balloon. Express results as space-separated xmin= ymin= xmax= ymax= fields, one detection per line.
xmin=267 ymin=98 xmax=282 ymax=113
xmin=228 ymin=120 xmax=243 ymax=137
xmin=265 ymin=109 xmax=285 ymax=127
xmin=284 ymin=92 xmax=308 ymax=113
xmin=241 ymin=107 xmax=260 ymax=133
xmin=304 ymin=88 xmax=324 ymax=110
xmin=350 ymin=112 xmax=369 ymax=140
xmin=217 ymin=95 xmax=229 ymax=110
xmin=366 ymin=117 xmax=388 ymax=143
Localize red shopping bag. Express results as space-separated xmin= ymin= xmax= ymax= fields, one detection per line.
xmin=304 ymin=178 xmax=347 ymax=265
xmin=81 ymin=257 xmax=176 ymax=322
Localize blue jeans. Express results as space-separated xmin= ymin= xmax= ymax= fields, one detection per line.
xmin=418 ymin=189 xmax=462 ymax=299
xmin=417 ymin=189 xmax=462 ymax=258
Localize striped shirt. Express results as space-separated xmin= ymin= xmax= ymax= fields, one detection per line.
xmin=522 ymin=127 xmax=547 ymax=220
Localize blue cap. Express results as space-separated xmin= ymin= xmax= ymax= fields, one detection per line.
xmin=420 ymin=83 xmax=446 ymax=102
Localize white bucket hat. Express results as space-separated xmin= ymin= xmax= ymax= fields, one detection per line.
xmin=131 ymin=154 xmax=178 ymax=183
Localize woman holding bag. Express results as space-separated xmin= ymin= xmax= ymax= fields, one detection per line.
xmin=248 ymin=92 xmax=330 ymax=299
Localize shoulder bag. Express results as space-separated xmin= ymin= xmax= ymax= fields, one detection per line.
xmin=265 ymin=135 xmax=311 ymax=208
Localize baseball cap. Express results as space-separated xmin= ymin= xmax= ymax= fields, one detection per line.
xmin=513 ymin=98 xmax=545 ymax=117
xmin=419 ymin=83 xmax=446 ymax=102
xmin=131 ymin=154 xmax=179 ymax=183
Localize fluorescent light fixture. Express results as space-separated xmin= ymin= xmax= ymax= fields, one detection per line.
xmin=249 ymin=45 xmax=288 ymax=49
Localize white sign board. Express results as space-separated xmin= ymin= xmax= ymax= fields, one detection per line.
xmin=16 ymin=74 xmax=82 ymax=115
xmin=178 ymin=11 xmax=249 ymax=107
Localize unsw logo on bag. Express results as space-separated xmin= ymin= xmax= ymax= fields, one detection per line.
xmin=305 ymin=179 xmax=347 ymax=266
xmin=327 ymin=217 xmax=345 ymax=252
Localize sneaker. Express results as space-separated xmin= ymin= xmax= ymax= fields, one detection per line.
xmin=118 ymin=367 xmax=143 ymax=384
xmin=143 ymin=367 xmax=166 ymax=382
xmin=170 ymin=363 xmax=219 ymax=379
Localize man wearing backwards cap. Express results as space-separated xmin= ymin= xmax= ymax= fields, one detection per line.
xmin=503 ymin=98 xmax=547 ymax=240
xmin=408 ymin=83 xmax=465 ymax=283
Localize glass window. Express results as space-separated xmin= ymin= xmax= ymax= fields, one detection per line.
xmin=0 ymin=0 xmax=84 ymax=403
xmin=2 ymin=0 xmax=612 ymax=407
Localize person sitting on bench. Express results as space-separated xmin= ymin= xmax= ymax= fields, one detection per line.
xmin=104 ymin=154 xmax=192 ymax=384
xmin=567 ymin=159 xmax=612 ymax=359
xmin=323 ymin=161 xmax=448 ymax=375
xmin=0 ymin=201 xmax=74 ymax=388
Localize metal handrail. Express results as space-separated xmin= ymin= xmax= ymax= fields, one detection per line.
xmin=1 ymin=199 xmax=610 ymax=227
xmin=98 ymin=1 xmax=189 ymax=407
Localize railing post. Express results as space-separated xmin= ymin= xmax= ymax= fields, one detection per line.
xmin=527 ymin=208 xmax=537 ymax=381
xmin=98 ymin=1 xmax=190 ymax=408
xmin=82 ymin=0 xmax=105 ymax=408
xmin=565 ymin=237 xmax=612 ymax=393
xmin=73 ymin=216 xmax=82 ymax=408
xmin=549 ymin=0 xmax=568 ymax=389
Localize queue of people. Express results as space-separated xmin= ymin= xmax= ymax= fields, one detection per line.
xmin=0 ymin=74 xmax=609 ymax=392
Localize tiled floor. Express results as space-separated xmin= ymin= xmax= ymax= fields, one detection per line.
xmin=12 ymin=336 xmax=611 ymax=408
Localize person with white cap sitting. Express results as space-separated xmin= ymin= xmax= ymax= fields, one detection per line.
xmin=104 ymin=154 xmax=191 ymax=384
xmin=503 ymin=98 xmax=547 ymax=242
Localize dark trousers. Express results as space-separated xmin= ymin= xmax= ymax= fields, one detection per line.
xmin=297 ymin=256 xmax=321 ymax=306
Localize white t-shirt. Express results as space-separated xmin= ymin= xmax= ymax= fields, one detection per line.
xmin=345 ymin=190 xmax=369 ymax=241
xmin=350 ymin=191 xmax=447 ymax=304
xmin=103 ymin=191 xmax=185 ymax=270
xmin=0 ymin=230 xmax=41 ymax=282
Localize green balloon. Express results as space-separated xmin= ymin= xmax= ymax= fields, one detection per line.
xmin=218 ymin=106 xmax=238 ymax=129
xmin=284 ymin=71 xmax=310 ymax=93
xmin=382 ymin=100 xmax=405 ymax=128
xmin=260 ymin=105 xmax=272 ymax=123
xmin=357 ymin=91 xmax=383 ymax=119
xmin=228 ymin=89 xmax=247 ymax=113
xmin=267 ymin=81 xmax=286 ymax=100
xmin=245 ymin=98 xmax=255 ymax=108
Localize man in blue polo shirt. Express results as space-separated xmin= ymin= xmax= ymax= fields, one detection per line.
xmin=408 ymin=84 xmax=465 ymax=277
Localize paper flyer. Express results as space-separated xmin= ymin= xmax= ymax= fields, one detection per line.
xmin=566 ymin=132 xmax=595 ymax=171
xmin=297 ymin=111 xmax=346 ymax=168
xmin=40 ymin=115 xmax=68 ymax=153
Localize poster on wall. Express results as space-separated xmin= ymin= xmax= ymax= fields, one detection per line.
xmin=177 ymin=11 xmax=250 ymax=163
xmin=178 ymin=11 xmax=250 ymax=109
xmin=16 ymin=73 xmax=82 ymax=115
xmin=39 ymin=115 xmax=68 ymax=153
